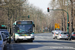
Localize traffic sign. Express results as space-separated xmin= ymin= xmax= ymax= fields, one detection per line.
xmin=55 ymin=23 xmax=60 ymax=29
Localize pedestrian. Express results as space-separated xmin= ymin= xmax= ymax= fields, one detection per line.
xmin=9 ymin=28 xmax=11 ymax=44
xmin=9 ymin=35 xmax=11 ymax=44
xmin=69 ymin=33 xmax=72 ymax=40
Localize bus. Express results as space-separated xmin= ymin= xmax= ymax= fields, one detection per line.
xmin=12 ymin=20 xmax=35 ymax=42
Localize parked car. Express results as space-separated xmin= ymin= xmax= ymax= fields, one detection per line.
xmin=0 ymin=32 xmax=3 ymax=50
xmin=3 ymin=32 xmax=10 ymax=42
xmin=0 ymin=29 xmax=9 ymax=34
xmin=0 ymin=31 xmax=7 ymax=50
xmin=52 ymin=30 xmax=62 ymax=39
xmin=69 ymin=32 xmax=75 ymax=40
xmin=57 ymin=31 xmax=69 ymax=40
xmin=0 ymin=29 xmax=10 ymax=43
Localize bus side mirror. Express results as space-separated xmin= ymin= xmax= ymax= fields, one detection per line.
xmin=33 ymin=24 xmax=35 ymax=27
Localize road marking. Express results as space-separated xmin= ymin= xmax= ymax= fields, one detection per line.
xmin=49 ymin=46 xmax=75 ymax=49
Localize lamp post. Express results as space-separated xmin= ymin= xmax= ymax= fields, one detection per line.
xmin=47 ymin=8 xmax=69 ymax=32
xmin=67 ymin=0 xmax=69 ymax=32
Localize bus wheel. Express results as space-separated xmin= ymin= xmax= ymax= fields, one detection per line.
xmin=14 ymin=40 xmax=17 ymax=43
xmin=15 ymin=40 xmax=18 ymax=43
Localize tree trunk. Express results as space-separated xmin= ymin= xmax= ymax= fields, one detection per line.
xmin=70 ymin=0 xmax=74 ymax=33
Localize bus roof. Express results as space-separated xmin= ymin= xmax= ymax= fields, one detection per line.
xmin=13 ymin=20 xmax=34 ymax=25
xmin=17 ymin=20 xmax=33 ymax=21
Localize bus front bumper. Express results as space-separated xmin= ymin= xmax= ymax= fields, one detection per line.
xmin=15 ymin=36 xmax=34 ymax=40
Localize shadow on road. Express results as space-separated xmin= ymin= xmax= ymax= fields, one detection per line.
xmin=5 ymin=40 xmax=45 ymax=50
xmin=13 ymin=40 xmax=34 ymax=43
xmin=35 ymin=40 xmax=75 ymax=43
xmin=6 ymin=43 xmax=44 ymax=50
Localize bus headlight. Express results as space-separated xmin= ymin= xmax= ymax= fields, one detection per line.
xmin=15 ymin=35 xmax=19 ymax=37
xmin=15 ymin=34 xmax=19 ymax=37
xmin=31 ymin=33 xmax=34 ymax=36
xmin=31 ymin=34 xmax=34 ymax=36
xmin=30 ymin=33 xmax=34 ymax=38
xmin=15 ymin=34 xmax=19 ymax=39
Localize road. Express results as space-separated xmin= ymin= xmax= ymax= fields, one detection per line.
xmin=6 ymin=33 xmax=75 ymax=50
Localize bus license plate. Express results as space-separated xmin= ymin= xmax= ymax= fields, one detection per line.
xmin=25 ymin=35 xmax=27 ymax=36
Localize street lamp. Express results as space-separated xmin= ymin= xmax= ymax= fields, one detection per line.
xmin=67 ymin=0 xmax=69 ymax=32
xmin=47 ymin=8 xmax=69 ymax=32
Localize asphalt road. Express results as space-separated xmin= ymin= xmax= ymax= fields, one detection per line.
xmin=5 ymin=33 xmax=75 ymax=50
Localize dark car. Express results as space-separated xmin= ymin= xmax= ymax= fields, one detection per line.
xmin=0 ymin=29 xmax=9 ymax=38
xmin=69 ymin=32 xmax=75 ymax=40
xmin=0 ymin=29 xmax=11 ymax=43
xmin=3 ymin=32 xmax=11 ymax=43
xmin=3 ymin=32 xmax=9 ymax=38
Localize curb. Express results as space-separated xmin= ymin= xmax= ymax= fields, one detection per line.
xmin=71 ymin=40 xmax=75 ymax=42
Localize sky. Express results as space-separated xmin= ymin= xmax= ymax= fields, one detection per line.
xmin=28 ymin=0 xmax=51 ymax=13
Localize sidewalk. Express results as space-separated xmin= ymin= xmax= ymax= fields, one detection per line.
xmin=71 ymin=40 xmax=75 ymax=42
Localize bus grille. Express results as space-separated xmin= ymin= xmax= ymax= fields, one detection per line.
xmin=19 ymin=34 xmax=30 ymax=36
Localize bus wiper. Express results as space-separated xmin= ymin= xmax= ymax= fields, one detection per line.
xmin=28 ymin=31 xmax=32 ymax=33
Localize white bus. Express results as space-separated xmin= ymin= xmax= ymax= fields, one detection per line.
xmin=13 ymin=20 xmax=35 ymax=42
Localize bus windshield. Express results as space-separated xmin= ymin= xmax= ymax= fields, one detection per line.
xmin=16 ymin=24 xmax=33 ymax=33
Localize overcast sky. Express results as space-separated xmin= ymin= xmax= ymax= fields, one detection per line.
xmin=28 ymin=0 xmax=50 ymax=13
